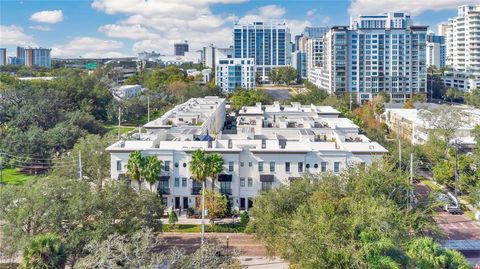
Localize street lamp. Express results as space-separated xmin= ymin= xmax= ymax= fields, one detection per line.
xmin=448 ymin=139 xmax=461 ymax=205
xmin=226 ymin=235 xmax=230 ymax=250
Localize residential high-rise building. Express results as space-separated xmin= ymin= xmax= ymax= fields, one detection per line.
xmin=303 ymin=26 xmax=329 ymax=38
xmin=426 ymin=33 xmax=446 ymax=68
xmin=311 ymin=12 xmax=427 ymax=103
xmin=291 ymin=51 xmax=306 ymax=79
xmin=438 ymin=23 xmax=449 ymax=36
xmin=174 ymin=40 xmax=189 ymax=56
xmin=442 ymin=5 xmax=480 ymax=91
xmin=233 ymin=20 xmax=291 ymax=80
xmin=202 ymin=44 xmax=215 ymax=68
xmin=215 ymin=58 xmax=256 ymax=92
xmin=16 ymin=47 xmax=51 ymax=67
xmin=0 ymin=48 xmax=6 ymax=66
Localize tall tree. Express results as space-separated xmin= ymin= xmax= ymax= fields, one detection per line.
xmin=206 ymin=153 xmax=224 ymax=191
xmin=142 ymin=156 xmax=163 ymax=191
xmin=126 ymin=151 xmax=145 ymax=190
xmin=419 ymin=106 xmax=465 ymax=148
xmin=189 ymin=149 xmax=208 ymax=244
xmin=22 ymin=233 xmax=66 ymax=269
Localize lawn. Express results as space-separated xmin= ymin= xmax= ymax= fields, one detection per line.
xmin=162 ymin=223 xmax=246 ymax=233
xmin=103 ymin=124 xmax=136 ymax=136
xmin=1 ymin=168 xmax=36 ymax=185
xmin=421 ymin=179 xmax=443 ymax=193
xmin=163 ymin=224 xmax=202 ymax=233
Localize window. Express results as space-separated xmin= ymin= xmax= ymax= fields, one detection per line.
xmin=306 ymin=163 xmax=310 ymax=169
xmin=164 ymin=161 xmax=170 ymax=171
xmin=314 ymin=163 xmax=318 ymax=169
xmin=249 ymin=162 xmax=252 ymax=167
xmin=270 ymin=161 xmax=275 ymax=172
xmin=261 ymin=181 xmax=272 ymax=192
xmin=174 ymin=178 xmax=180 ymax=187
xmin=248 ymin=177 xmax=253 ymax=187
xmin=229 ymin=161 xmax=234 ymax=172
xmin=182 ymin=177 xmax=187 ymax=187
xmin=182 ymin=163 xmax=187 ymax=168
xmin=258 ymin=162 xmax=264 ymax=172
xmin=298 ymin=162 xmax=303 ymax=172
xmin=334 ymin=162 xmax=340 ymax=173
xmin=240 ymin=162 xmax=244 ymax=167
xmin=240 ymin=177 xmax=245 ymax=187
xmin=116 ymin=160 xmax=122 ymax=171
xmin=285 ymin=162 xmax=290 ymax=172
xmin=175 ymin=162 xmax=179 ymax=168
xmin=321 ymin=162 xmax=327 ymax=172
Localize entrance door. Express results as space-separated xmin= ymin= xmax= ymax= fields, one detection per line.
xmin=247 ymin=198 xmax=254 ymax=210
xmin=175 ymin=197 xmax=181 ymax=209
xmin=183 ymin=197 xmax=189 ymax=209
xmin=240 ymin=198 xmax=245 ymax=210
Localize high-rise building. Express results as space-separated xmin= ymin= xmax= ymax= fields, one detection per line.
xmin=438 ymin=23 xmax=449 ymax=36
xmin=202 ymin=44 xmax=215 ymax=68
xmin=303 ymin=26 xmax=329 ymax=38
xmin=16 ymin=47 xmax=51 ymax=67
xmin=291 ymin=51 xmax=306 ymax=79
xmin=311 ymin=12 xmax=427 ymax=103
xmin=442 ymin=5 xmax=480 ymax=91
xmin=0 ymin=48 xmax=6 ymax=66
xmin=233 ymin=20 xmax=291 ymax=80
xmin=215 ymin=58 xmax=256 ymax=92
xmin=174 ymin=41 xmax=189 ymax=56
xmin=426 ymin=33 xmax=446 ymax=68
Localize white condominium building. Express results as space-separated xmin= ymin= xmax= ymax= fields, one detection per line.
xmin=215 ymin=58 xmax=256 ymax=92
xmin=233 ymin=20 xmax=291 ymax=81
xmin=443 ymin=5 xmax=480 ymax=91
xmin=107 ymin=97 xmax=387 ymax=211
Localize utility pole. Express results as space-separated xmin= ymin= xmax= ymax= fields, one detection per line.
xmin=410 ymin=153 xmax=414 ymax=209
xmin=118 ymin=107 xmax=121 ymax=140
xmin=78 ymin=151 xmax=83 ymax=180
xmin=454 ymin=143 xmax=459 ymax=204
xmin=349 ymin=93 xmax=352 ymax=112
xmin=147 ymin=95 xmax=150 ymax=122
xmin=399 ymin=139 xmax=402 ymax=172
xmin=0 ymin=153 xmax=3 ymax=188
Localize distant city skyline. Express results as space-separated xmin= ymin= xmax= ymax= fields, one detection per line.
xmin=0 ymin=0 xmax=478 ymax=58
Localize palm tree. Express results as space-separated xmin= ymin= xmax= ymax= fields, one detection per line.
xmin=142 ymin=156 xmax=163 ymax=191
xmin=126 ymin=151 xmax=144 ymax=190
xmin=206 ymin=153 xmax=225 ymax=191
xmin=22 ymin=233 xmax=66 ymax=269
xmin=406 ymin=237 xmax=448 ymax=268
xmin=189 ymin=149 xmax=208 ymax=244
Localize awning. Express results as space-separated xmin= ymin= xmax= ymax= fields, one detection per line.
xmin=288 ymin=177 xmax=302 ymax=181
xmin=218 ymin=174 xmax=232 ymax=182
xmin=159 ymin=176 xmax=170 ymax=180
xmin=118 ymin=173 xmax=128 ymax=180
xmin=260 ymin=174 xmax=274 ymax=182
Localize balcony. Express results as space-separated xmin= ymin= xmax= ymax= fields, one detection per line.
xmin=220 ymin=188 xmax=232 ymax=195
xmin=158 ymin=188 xmax=170 ymax=195
xmin=191 ymin=187 xmax=202 ymax=195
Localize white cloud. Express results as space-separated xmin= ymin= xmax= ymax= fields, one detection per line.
xmin=30 ymin=10 xmax=64 ymax=24
xmin=0 ymin=25 xmax=37 ymax=46
xmin=51 ymin=37 xmax=126 ymax=58
xmin=92 ymin=0 xmax=244 ymax=54
xmin=349 ymin=0 xmax=479 ymax=16
xmin=307 ymin=9 xmax=316 ymax=18
xmin=98 ymin=24 xmax=160 ymax=40
xmin=321 ymin=16 xmax=331 ymax=25
xmin=257 ymin=5 xmax=286 ymax=18
xmin=29 ymin=25 xmax=51 ymax=31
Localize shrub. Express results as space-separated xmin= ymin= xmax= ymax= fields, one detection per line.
xmin=168 ymin=210 xmax=178 ymax=227
xmin=187 ymin=207 xmax=195 ymax=218
xmin=240 ymin=211 xmax=250 ymax=226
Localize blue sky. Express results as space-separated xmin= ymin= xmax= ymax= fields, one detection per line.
xmin=0 ymin=0 xmax=477 ymax=58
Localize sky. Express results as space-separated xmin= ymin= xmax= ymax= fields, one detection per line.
xmin=0 ymin=0 xmax=478 ymax=58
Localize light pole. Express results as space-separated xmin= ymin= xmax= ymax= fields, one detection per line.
xmin=226 ymin=235 xmax=229 ymax=250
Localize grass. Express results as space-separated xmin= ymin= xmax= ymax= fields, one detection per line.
xmin=103 ymin=124 xmax=136 ymax=136
xmin=162 ymin=223 xmax=246 ymax=233
xmin=1 ymin=168 xmax=36 ymax=185
xmin=421 ymin=179 xmax=443 ymax=192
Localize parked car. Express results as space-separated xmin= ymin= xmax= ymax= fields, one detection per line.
xmin=444 ymin=204 xmax=463 ymax=215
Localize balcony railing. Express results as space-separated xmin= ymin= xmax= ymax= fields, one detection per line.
xmin=220 ymin=188 xmax=232 ymax=195
xmin=191 ymin=187 xmax=202 ymax=195
xmin=158 ymin=188 xmax=170 ymax=195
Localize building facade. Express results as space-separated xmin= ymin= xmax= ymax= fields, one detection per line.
xmin=233 ymin=20 xmax=290 ymax=80
xmin=291 ymin=51 xmax=306 ymax=79
xmin=174 ymin=41 xmax=189 ymax=56
xmin=202 ymin=44 xmax=215 ymax=68
xmin=215 ymin=58 xmax=256 ymax=92
xmin=0 ymin=48 xmax=6 ymax=66
xmin=443 ymin=5 xmax=480 ymax=91
xmin=426 ymin=33 xmax=446 ymax=68
xmin=107 ymin=97 xmax=387 ymax=211
xmin=16 ymin=47 xmax=51 ymax=67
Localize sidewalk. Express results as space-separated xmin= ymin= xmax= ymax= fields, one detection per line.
xmin=160 ymin=209 xmax=238 ymax=225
